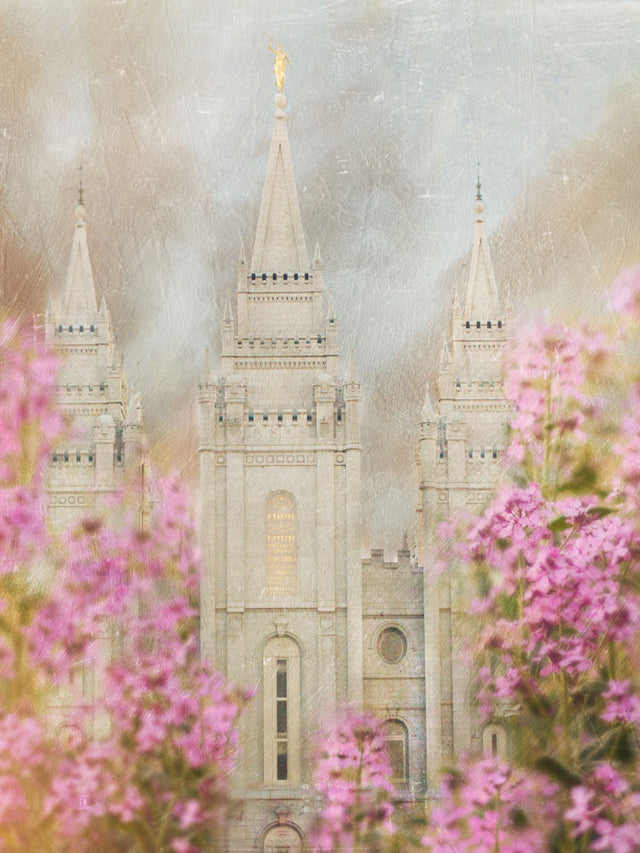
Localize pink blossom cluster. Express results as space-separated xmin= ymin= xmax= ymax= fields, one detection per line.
xmin=467 ymin=484 xmax=640 ymax=713
xmin=311 ymin=711 xmax=395 ymax=853
xmin=504 ymin=322 xmax=608 ymax=487
xmin=0 ymin=326 xmax=246 ymax=851
xmin=566 ymin=763 xmax=640 ymax=853
xmin=613 ymin=382 xmax=640 ymax=517
xmin=421 ymin=758 xmax=558 ymax=852
xmin=0 ymin=322 xmax=61 ymax=578
xmin=38 ymin=482 xmax=248 ymax=851
xmin=609 ymin=266 xmax=640 ymax=322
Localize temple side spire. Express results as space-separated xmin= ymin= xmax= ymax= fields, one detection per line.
xmin=251 ymin=91 xmax=308 ymax=273
xmin=59 ymin=190 xmax=99 ymax=325
xmin=463 ymin=191 xmax=502 ymax=322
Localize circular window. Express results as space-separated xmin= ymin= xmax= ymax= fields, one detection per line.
xmin=377 ymin=627 xmax=407 ymax=664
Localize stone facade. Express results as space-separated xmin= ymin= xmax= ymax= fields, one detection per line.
xmin=198 ymin=90 xmax=363 ymax=851
xmin=198 ymin=94 xmax=512 ymax=848
xmin=43 ymin=91 xmax=512 ymax=851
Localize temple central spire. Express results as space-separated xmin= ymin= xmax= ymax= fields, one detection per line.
xmin=463 ymin=192 xmax=502 ymax=322
xmin=250 ymin=91 xmax=308 ymax=274
xmin=59 ymin=190 xmax=99 ymax=325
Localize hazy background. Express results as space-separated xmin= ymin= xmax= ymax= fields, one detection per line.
xmin=1 ymin=0 xmax=639 ymax=551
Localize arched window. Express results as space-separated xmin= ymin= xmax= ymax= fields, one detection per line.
xmin=263 ymin=824 xmax=302 ymax=853
xmin=384 ymin=719 xmax=409 ymax=785
xmin=482 ymin=723 xmax=507 ymax=759
xmin=265 ymin=492 xmax=297 ymax=595
xmin=263 ymin=636 xmax=301 ymax=785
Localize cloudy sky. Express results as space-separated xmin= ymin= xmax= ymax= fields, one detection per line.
xmin=2 ymin=0 xmax=639 ymax=549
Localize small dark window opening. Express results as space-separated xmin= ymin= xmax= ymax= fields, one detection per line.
xmin=100 ymin=383 xmax=104 ymax=392
xmin=76 ymin=453 xmax=81 ymax=462
xmin=492 ymin=449 xmax=497 ymax=459
xmin=337 ymin=409 xmax=342 ymax=422
xmin=468 ymin=449 xmax=473 ymax=458
xmin=263 ymin=412 xmax=268 ymax=421
xmin=283 ymin=273 xmax=288 ymax=280
xmin=262 ymin=273 xmax=266 ymax=281
xmin=218 ymin=415 xmax=223 ymax=422
xmin=292 ymin=411 xmax=298 ymax=422
xmin=304 ymin=272 xmax=309 ymax=280
xmin=52 ymin=453 xmax=57 ymax=462
xmin=68 ymin=325 xmax=73 ymax=332
xmin=294 ymin=273 xmax=298 ymax=281
xmin=90 ymin=324 xmax=95 ymax=332
xmin=307 ymin=413 xmax=312 ymax=423
xmin=272 ymin=273 xmax=277 ymax=280
xmin=277 ymin=412 xmax=283 ymax=422
xmin=465 ymin=321 xmax=470 ymax=329
xmin=79 ymin=325 xmax=84 ymax=333
xmin=498 ymin=320 xmax=502 ymax=328
xmin=491 ymin=733 xmax=498 ymax=756
xmin=58 ymin=325 xmax=62 ymax=333
xmin=248 ymin=411 xmax=254 ymax=422
xmin=64 ymin=452 xmax=69 ymax=462
xmin=476 ymin=320 xmax=481 ymax=329
xmin=88 ymin=454 xmax=93 ymax=462
xmin=276 ymin=659 xmax=288 ymax=780
xmin=251 ymin=273 xmax=256 ymax=280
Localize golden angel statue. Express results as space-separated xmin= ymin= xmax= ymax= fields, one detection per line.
xmin=268 ymin=40 xmax=291 ymax=91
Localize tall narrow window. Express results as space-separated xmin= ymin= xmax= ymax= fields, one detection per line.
xmin=383 ymin=719 xmax=409 ymax=785
xmin=264 ymin=637 xmax=300 ymax=785
xmin=276 ymin=659 xmax=288 ymax=780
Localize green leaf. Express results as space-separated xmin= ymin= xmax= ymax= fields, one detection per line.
xmin=548 ymin=515 xmax=570 ymax=533
xmin=585 ymin=505 xmax=616 ymax=519
xmin=533 ymin=755 xmax=581 ymax=788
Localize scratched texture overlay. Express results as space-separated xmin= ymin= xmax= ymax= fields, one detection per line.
xmin=1 ymin=0 xmax=639 ymax=549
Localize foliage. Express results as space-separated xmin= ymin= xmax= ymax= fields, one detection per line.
xmin=311 ymin=711 xmax=396 ymax=853
xmin=0 ymin=321 xmax=246 ymax=852
xmin=419 ymin=269 xmax=640 ymax=851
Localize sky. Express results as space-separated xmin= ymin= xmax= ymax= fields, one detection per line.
xmin=1 ymin=0 xmax=640 ymax=549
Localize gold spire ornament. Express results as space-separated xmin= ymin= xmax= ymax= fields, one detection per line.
xmin=268 ymin=39 xmax=291 ymax=91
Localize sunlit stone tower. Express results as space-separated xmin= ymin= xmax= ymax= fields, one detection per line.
xmin=198 ymin=87 xmax=363 ymax=851
xmin=417 ymin=187 xmax=512 ymax=789
xmin=44 ymin=191 xmax=147 ymax=531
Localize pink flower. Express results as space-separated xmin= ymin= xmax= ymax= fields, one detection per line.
xmin=609 ymin=266 xmax=640 ymax=321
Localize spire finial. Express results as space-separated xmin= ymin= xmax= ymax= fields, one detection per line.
xmin=76 ymin=165 xmax=86 ymax=224
xmin=474 ymin=160 xmax=485 ymax=219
